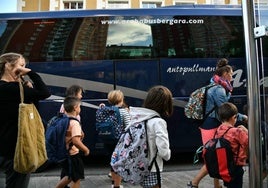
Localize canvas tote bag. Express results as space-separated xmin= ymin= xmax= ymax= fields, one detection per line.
xmin=13 ymin=81 xmax=47 ymax=174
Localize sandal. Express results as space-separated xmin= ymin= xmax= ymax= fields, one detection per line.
xmin=187 ymin=181 xmax=198 ymax=188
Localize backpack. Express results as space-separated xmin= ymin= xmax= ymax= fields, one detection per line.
xmin=110 ymin=117 xmax=160 ymax=186
xmin=45 ymin=113 xmax=79 ymax=164
xmin=203 ymin=127 xmax=238 ymax=183
xmin=95 ymin=105 xmax=122 ymax=142
xmin=184 ymin=83 xmax=216 ymax=121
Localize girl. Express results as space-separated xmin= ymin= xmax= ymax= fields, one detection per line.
xmin=101 ymin=90 xmax=130 ymax=188
xmin=60 ymin=85 xmax=84 ymax=121
xmin=129 ymin=85 xmax=173 ymax=188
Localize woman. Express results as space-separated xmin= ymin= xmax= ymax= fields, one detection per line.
xmin=187 ymin=58 xmax=248 ymax=188
xmin=0 ymin=52 xmax=51 ymax=188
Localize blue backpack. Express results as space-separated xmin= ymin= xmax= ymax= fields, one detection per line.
xmin=95 ymin=106 xmax=122 ymax=142
xmin=45 ymin=113 xmax=79 ymax=164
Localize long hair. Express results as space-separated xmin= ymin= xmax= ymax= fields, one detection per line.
xmin=214 ymin=58 xmax=233 ymax=76
xmin=0 ymin=52 xmax=23 ymax=78
xmin=143 ymin=85 xmax=173 ymax=117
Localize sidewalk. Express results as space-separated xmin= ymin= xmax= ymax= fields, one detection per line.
xmin=0 ymin=164 xmax=256 ymax=188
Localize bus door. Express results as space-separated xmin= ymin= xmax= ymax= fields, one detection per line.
xmin=255 ymin=6 xmax=268 ymax=183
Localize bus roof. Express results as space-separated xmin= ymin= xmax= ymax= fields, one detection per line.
xmin=0 ymin=5 xmax=245 ymax=20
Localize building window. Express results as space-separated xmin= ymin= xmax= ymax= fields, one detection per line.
xmin=212 ymin=0 xmax=225 ymax=4
xmin=257 ymin=0 xmax=268 ymax=5
xmin=63 ymin=1 xmax=83 ymax=9
xmin=142 ymin=1 xmax=162 ymax=8
xmin=174 ymin=0 xmax=196 ymax=5
xmin=107 ymin=1 xmax=129 ymax=9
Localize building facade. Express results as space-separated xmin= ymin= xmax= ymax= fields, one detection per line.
xmin=17 ymin=0 xmax=250 ymax=12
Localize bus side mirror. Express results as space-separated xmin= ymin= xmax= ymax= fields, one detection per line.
xmin=254 ymin=25 xmax=268 ymax=38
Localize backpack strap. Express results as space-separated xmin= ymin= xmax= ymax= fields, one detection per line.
xmin=145 ymin=116 xmax=161 ymax=188
xmin=66 ymin=117 xmax=80 ymax=177
xmin=222 ymin=127 xmax=241 ymax=164
xmin=203 ymin=106 xmax=217 ymax=121
xmin=215 ymin=126 xmax=241 ymax=164
xmin=67 ymin=117 xmax=80 ymax=151
xmin=68 ymin=116 xmax=80 ymax=123
xmin=151 ymin=153 xmax=161 ymax=188
xmin=203 ymin=83 xmax=217 ymax=120
xmin=113 ymin=106 xmax=122 ymax=130
xmin=214 ymin=126 xmax=233 ymax=138
xmin=204 ymin=84 xmax=229 ymax=122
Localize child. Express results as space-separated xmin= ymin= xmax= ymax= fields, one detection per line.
xmin=129 ymin=85 xmax=173 ymax=188
xmin=60 ymin=85 xmax=84 ymax=121
xmin=100 ymin=90 xmax=130 ymax=188
xmin=215 ymin=102 xmax=248 ymax=188
xmin=59 ymin=85 xmax=84 ymax=188
xmin=55 ymin=97 xmax=90 ymax=188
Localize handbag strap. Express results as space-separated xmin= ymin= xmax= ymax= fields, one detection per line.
xmin=19 ymin=81 xmax=24 ymax=103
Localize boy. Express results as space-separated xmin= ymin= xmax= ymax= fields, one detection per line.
xmin=56 ymin=97 xmax=90 ymax=188
xmin=215 ymin=102 xmax=248 ymax=188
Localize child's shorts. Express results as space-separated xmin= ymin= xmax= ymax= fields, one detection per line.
xmin=61 ymin=153 xmax=85 ymax=182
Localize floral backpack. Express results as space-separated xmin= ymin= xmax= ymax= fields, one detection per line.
xmin=110 ymin=116 xmax=160 ymax=185
xmin=184 ymin=83 xmax=216 ymax=121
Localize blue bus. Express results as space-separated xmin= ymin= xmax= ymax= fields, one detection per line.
xmin=0 ymin=5 xmax=267 ymax=156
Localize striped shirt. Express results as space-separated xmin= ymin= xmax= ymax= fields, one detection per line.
xmin=119 ymin=107 xmax=131 ymax=130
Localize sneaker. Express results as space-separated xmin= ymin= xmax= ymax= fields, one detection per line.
xmin=187 ymin=181 xmax=198 ymax=188
xmin=108 ymin=172 xmax=112 ymax=178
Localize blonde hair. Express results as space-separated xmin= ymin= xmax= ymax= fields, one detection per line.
xmin=108 ymin=90 xmax=124 ymax=105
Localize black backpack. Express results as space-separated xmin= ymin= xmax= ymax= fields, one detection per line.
xmin=203 ymin=127 xmax=239 ymax=183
